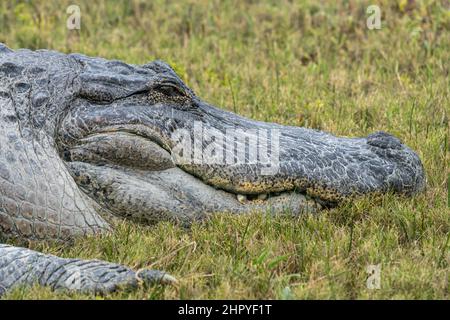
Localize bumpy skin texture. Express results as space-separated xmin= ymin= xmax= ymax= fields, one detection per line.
xmin=0 ymin=43 xmax=425 ymax=295
xmin=0 ymin=244 xmax=175 ymax=294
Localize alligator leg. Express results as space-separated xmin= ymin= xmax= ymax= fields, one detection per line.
xmin=0 ymin=117 xmax=178 ymax=295
xmin=0 ymin=244 xmax=176 ymax=296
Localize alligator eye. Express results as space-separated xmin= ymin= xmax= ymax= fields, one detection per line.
xmin=156 ymin=84 xmax=184 ymax=97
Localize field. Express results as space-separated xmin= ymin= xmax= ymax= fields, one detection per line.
xmin=0 ymin=0 xmax=449 ymax=299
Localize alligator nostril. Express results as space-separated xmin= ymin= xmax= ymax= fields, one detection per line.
xmin=367 ymin=131 xmax=402 ymax=150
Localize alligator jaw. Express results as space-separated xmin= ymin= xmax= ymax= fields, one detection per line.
xmin=62 ymin=130 xmax=321 ymax=214
xmin=66 ymin=161 xmax=321 ymax=225
xmin=57 ymin=59 xmax=425 ymax=223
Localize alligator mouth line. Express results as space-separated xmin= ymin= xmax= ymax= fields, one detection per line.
xmin=230 ymin=190 xmax=321 ymax=208
xmin=62 ymin=130 xmax=321 ymax=213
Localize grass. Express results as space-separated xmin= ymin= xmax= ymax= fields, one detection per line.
xmin=0 ymin=0 xmax=449 ymax=299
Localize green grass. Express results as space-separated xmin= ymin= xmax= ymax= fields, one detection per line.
xmin=1 ymin=0 xmax=449 ymax=299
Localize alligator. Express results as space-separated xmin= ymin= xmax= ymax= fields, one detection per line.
xmin=0 ymin=43 xmax=425 ymax=296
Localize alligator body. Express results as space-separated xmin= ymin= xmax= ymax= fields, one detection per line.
xmin=0 ymin=44 xmax=425 ymax=295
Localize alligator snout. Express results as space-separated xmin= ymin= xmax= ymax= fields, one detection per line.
xmin=366 ymin=131 xmax=426 ymax=194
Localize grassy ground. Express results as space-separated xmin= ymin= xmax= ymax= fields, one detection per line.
xmin=0 ymin=0 xmax=449 ymax=299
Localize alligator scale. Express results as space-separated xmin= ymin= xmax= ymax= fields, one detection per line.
xmin=0 ymin=44 xmax=425 ymax=295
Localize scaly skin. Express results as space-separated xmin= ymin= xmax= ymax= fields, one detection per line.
xmin=0 ymin=43 xmax=425 ymax=295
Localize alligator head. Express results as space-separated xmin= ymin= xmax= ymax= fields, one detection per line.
xmin=0 ymin=44 xmax=426 ymax=228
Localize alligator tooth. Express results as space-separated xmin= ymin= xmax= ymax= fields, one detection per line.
xmin=236 ymin=194 xmax=247 ymax=203
xmin=257 ymin=193 xmax=268 ymax=201
xmin=305 ymin=199 xmax=322 ymax=211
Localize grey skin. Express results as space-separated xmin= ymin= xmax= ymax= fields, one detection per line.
xmin=0 ymin=43 xmax=425 ymax=295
